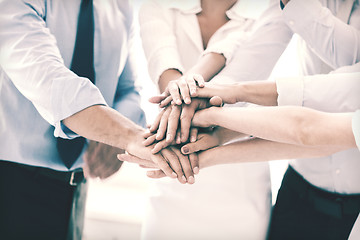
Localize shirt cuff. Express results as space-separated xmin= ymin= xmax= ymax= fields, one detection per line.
xmin=276 ymin=76 xmax=304 ymax=106
xmin=52 ymin=76 xmax=107 ymax=138
xmin=352 ymin=110 xmax=360 ymax=151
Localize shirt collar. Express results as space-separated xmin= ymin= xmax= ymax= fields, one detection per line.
xmin=165 ymin=0 xmax=271 ymax=20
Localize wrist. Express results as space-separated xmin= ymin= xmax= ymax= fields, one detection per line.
xmin=198 ymin=147 xmax=219 ymax=169
xmin=205 ymin=107 xmax=220 ymax=127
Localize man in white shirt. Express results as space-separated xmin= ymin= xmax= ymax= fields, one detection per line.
xmin=0 ymin=0 xmax=189 ymax=239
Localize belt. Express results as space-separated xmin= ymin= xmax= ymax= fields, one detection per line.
xmin=3 ymin=161 xmax=85 ymax=186
xmin=284 ymin=166 xmax=360 ymax=218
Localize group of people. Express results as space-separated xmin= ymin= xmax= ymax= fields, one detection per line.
xmin=0 ymin=0 xmax=359 ymax=240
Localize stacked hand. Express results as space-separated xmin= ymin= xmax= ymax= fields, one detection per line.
xmin=118 ymin=75 xmax=239 ymax=183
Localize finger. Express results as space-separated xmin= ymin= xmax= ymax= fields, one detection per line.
xmin=159 ymin=96 xmax=173 ymax=108
xmin=153 ymin=151 xmax=179 ymax=179
xmin=180 ymin=104 xmax=196 ymax=143
xmin=186 ymin=75 xmax=198 ymax=97
xmin=139 ymin=164 xmax=158 ymax=169
xmin=156 ymin=107 xmax=172 ymax=140
xmin=117 ymin=154 xmax=157 ymax=168
xmin=176 ymin=130 xmax=181 ymax=144
xmin=148 ymin=93 xmax=168 ymax=104
xmin=152 ymin=139 xmax=173 ymax=154
xmin=143 ymin=130 xmax=153 ymax=139
xmin=168 ymin=81 xmax=182 ymax=105
xmin=171 ymin=147 xmax=195 ymax=184
xmin=146 ymin=170 xmax=166 ymax=179
xmin=150 ymin=108 xmax=165 ymax=132
xmin=166 ymin=105 xmax=181 ymax=143
xmin=189 ymin=153 xmax=199 ymax=175
xmin=181 ymin=136 xmax=204 ymax=155
xmin=143 ymin=134 xmax=157 ymax=147
xmin=193 ymin=74 xmax=205 ymax=87
xmin=160 ymin=148 xmax=186 ymax=183
xmin=209 ymin=96 xmax=223 ymax=107
xmin=178 ymin=78 xmax=191 ymax=104
xmin=189 ymin=128 xmax=198 ymax=143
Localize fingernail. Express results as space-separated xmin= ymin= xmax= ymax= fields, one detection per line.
xmin=185 ymin=97 xmax=191 ymax=104
xmin=188 ymin=176 xmax=195 ymax=184
xmin=190 ymin=89 xmax=196 ymax=95
xmin=182 ymin=147 xmax=189 ymax=154
xmin=190 ymin=136 xmax=196 ymax=143
xmin=182 ymin=175 xmax=187 ymax=182
xmin=176 ymin=99 xmax=182 ymax=105
xmin=171 ymin=172 xmax=178 ymax=178
xmin=193 ymin=167 xmax=199 ymax=175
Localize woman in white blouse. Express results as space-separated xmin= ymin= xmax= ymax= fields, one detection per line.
xmin=138 ymin=0 xmax=272 ymax=239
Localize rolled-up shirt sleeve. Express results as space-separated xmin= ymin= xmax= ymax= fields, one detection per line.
xmin=0 ymin=0 xmax=107 ymax=138
xmin=276 ymin=64 xmax=360 ymax=112
xmin=282 ymin=0 xmax=360 ymax=69
xmin=139 ymin=0 xmax=184 ymax=83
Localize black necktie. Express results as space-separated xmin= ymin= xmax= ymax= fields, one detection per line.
xmin=57 ymin=0 xmax=95 ymax=169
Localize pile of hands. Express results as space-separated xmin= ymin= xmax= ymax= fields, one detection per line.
xmin=83 ymin=73 xmax=237 ymax=184
xmin=118 ymin=74 xmax=233 ymax=185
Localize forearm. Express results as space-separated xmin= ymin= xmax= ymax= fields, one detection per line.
xmin=158 ymin=69 xmax=183 ymax=93
xmin=205 ymin=106 xmax=356 ymax=148
xmin=196 ymin=81 xmax=278 ymax=105
xmin=63 ymin=105 xmax=145 ymax=155
xmin=187 ymin=53 xmax=226 ymax=82
xmin=199 ymin=138 xmax=346 ymax=169
xmin=216 ymin=127 xmax=248 ymax=144
xmin=240 ymin=81 xmax=278 ymax=106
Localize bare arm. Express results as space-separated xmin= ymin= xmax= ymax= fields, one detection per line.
xmin=195 ymin=81 xmax=278 ymax=106
xmin=193 ymin=106 xmax=356 ymax=148
xmin=198 ymin=138 xmax=347 ymax=169
xmin=62 ymin=105 xmax=194 ymax=182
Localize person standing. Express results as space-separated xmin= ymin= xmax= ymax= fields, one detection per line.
xmin=0 ymin=0 xmax=188 ymax=239
xmin=139 ymin=0 xmax=273 ymax=239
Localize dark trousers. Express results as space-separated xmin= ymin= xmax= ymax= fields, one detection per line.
xmin=268 ymin=166 xmax=360 ymax=240
xmin=0 ymin=160 xmax=87 ymax=240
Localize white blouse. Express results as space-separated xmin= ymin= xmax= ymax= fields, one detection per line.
xmin=139 ymin=1 xmax=272 ymax=239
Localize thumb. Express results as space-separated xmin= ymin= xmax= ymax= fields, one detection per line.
xmin=147 ymin=170 xmax=167 ymax=178
xmin=209 ymin=96 xmax=223 ymax=107
xmin=181 ymin=138 xmax=205 ymax=155
xmin=148 ymin=93 xmax=167 ymax=104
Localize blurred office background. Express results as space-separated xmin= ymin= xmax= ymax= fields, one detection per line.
xmin=83 ymin=1 xmax=300 ymax=239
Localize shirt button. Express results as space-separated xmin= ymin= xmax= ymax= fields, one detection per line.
xmin=335 ymin=169 xmax=341 ymax=175
xmin=289 ymin=20 xmax=295 ymax=26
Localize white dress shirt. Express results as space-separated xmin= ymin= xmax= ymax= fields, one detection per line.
xmin=0 ymin=0 xmax=145 ymax=171
xmin=277 ymin=63 xmax=360 ymax=239
xmin=139 ymin=1 xmax=272 ymax=239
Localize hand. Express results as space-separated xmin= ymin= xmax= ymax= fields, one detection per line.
xmin=191 ymin=107 xmax=220 ymax=129
xmin=181 ymin=128 xmax=222 ymax=155
xmin=143 ymin=127 xmax=199 ymax=154
xmin=150 ymin=98 xmax=221 ymax=144
xmin=164 ymin=74 xmax=205 ymax=105
xmin=150 ymin=74 xmax=205 ymax=107
xmin=194 ymin=82 xmax=241 ymax=104
xmin=83 ymin=141 xmax=123 ymax=179
xmin=125 ymin=134 xmax=198 ymax=183
xmin=118 ymin=146 xmax=198 ymax=184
